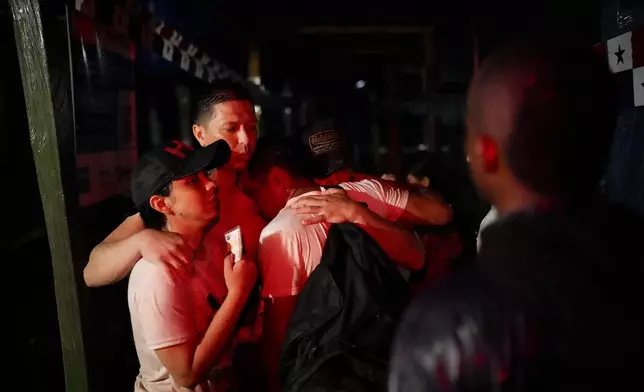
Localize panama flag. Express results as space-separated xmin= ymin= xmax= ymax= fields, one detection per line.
xmin=633 ymin=66 xmax=644 ymax=107
xmin=607 ymin=32 xmax=633 ymax=73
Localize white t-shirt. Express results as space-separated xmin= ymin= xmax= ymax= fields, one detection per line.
xmin=128 ymin=242 xmax=234 ymax=392
xmin=477 ymin=207 xmax=499 ymax=252
xmin=258 ymin=179 xmax=409 ymax=298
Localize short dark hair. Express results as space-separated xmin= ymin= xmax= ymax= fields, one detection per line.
xmin=139 ymin=183 xmax=171 ymax=230
xmin=486 ymin=42 xmax=617 ymax=198
xmin=247 ymin=136 xmax=316 ymax=182
xmin=194 ymin=80 xmax=253 ymax=124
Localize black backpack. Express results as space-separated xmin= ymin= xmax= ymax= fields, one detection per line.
xmin=279 ymin=223 xmax=410 ymax=392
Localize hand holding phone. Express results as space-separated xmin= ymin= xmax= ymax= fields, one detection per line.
xmin=224 ymin=226 xmax=243 ymax=263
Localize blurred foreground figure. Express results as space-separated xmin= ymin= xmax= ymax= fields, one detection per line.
xmin=477 ymin=206 xmax=498 ymax=251
xmin=390 ymin=41 xmax=644 ymax=391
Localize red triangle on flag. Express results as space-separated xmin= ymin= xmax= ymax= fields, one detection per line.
xmin=593 ymin=42 xmax=607 ymax=57
xmin=159 ymin=24 xmax=174 ymax=40
xmin=178 ymin=39 xmax=190 ymax=52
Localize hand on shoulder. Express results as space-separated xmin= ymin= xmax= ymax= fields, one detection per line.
xmin=136 ymin=229 xmax=194 ymax=274
xmin=290 ymin=188 xmax=362 ymax=225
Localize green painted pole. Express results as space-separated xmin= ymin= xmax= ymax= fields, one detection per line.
xmin=9 ymin=1 xmax=89 ymax=391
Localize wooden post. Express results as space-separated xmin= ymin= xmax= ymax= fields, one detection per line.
xmin=10 ymin=1 xmax=89 ymax=391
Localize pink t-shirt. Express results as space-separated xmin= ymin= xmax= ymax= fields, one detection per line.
xmin=258 ymin=179 xmax=409 ymax=298
xmin=128 ymin=241 xmax=234 ymax=392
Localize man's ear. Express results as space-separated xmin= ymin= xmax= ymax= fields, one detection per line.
xmin=149 ymin=195 xmax=173 ymax=215
xmin=475 ymin=134 xmax=500 ymax=172
xmin=192 ymin=124 xmax=207 ymax=147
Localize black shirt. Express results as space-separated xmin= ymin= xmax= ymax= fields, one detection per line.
xmin=390 ymin=200 xmax=644 ymax=391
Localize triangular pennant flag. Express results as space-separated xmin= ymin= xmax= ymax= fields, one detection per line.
xmin=178 ymin=39 xmax=190 ymax=52
xmin=162 ymin=39 xmax=174 ymax=61
xmin=158 ymin=24 xmax=173 ymax=40
xmin=155 ymin=20 xmax=164 ymax=35
xmin=632 ymin=28 xmax=644 ymax=68
xmin=633 ymin=66 xmax=644 ymax=107
xmin=207 ymin=67 xmax=216 ymax=82
xmin=169 ymin=31 xmax=183 ymax=47
xmin=195 ymin=61 xmax=204 ymax=79
xmin=593 ymin=42 xmax=607 ymax=57
xmin=607 ymin=32 xmax=633 ymax=73
xmin=186 ymin=44 xmax=198 ymax=57
xmin=180 ymin=51 xmax=191 ymax=71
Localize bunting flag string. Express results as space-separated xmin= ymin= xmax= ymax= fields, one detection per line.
xmin=74 ymin=0 xmax=255 ymax=87
xmin=596 ymin=27 xmax=644 ymax=107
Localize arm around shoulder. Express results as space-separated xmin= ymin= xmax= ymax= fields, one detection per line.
xmin=400 ymin=191 xmax=453 ymax=226
xmin=84 ymin=213 xmax=195 ymax=287
xmin=84 ymin=214 xmax=146 ymax=287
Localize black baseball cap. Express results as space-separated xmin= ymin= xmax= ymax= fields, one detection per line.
xmin=300 ymin=119 xmax=351 ymax=177
xmin=131 ymin=139 xmax=231 ymax=211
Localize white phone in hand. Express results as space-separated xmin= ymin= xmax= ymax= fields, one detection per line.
xmin=224 ymin=226 xmax=243 ymax=263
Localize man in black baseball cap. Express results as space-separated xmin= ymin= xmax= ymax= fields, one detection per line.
xmin=300 ymin=119 xmax=351 ymax=179
xmin=127 ymin=139 xmax=259 ymax=392
xmin=85 ymin=81 xmax=267 ymax=289
xmin=300 ymin=119 xmax=402 ymax=187
xmin=131 ymin=139 xmax=230 ymax=230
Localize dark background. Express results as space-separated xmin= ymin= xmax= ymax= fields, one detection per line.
xmin=2 ymin=0 xmax=642 ymax=391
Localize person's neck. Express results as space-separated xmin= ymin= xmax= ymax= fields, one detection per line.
xmin=215 ymin=168 xmax=239 ymax=197
xmin=165 ymin=217 xmax=207 ymax=251
xmin=288 ymin=180 xmax=319 ymax=201
xmin=492 ymin=184 xmax=548 ymax=216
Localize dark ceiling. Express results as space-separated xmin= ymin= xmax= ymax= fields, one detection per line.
xmin=160 ymin=0 xmax=602 ymax=85
xmin=216 ymin=0 xmax=599 ymax=40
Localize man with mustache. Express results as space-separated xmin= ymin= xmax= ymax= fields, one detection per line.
xmin=84 ymin=81 xmax=265 ymax=286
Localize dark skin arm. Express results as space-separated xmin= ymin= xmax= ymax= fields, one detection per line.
xmin=399 ymin=191 xmax=453 ymax=226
